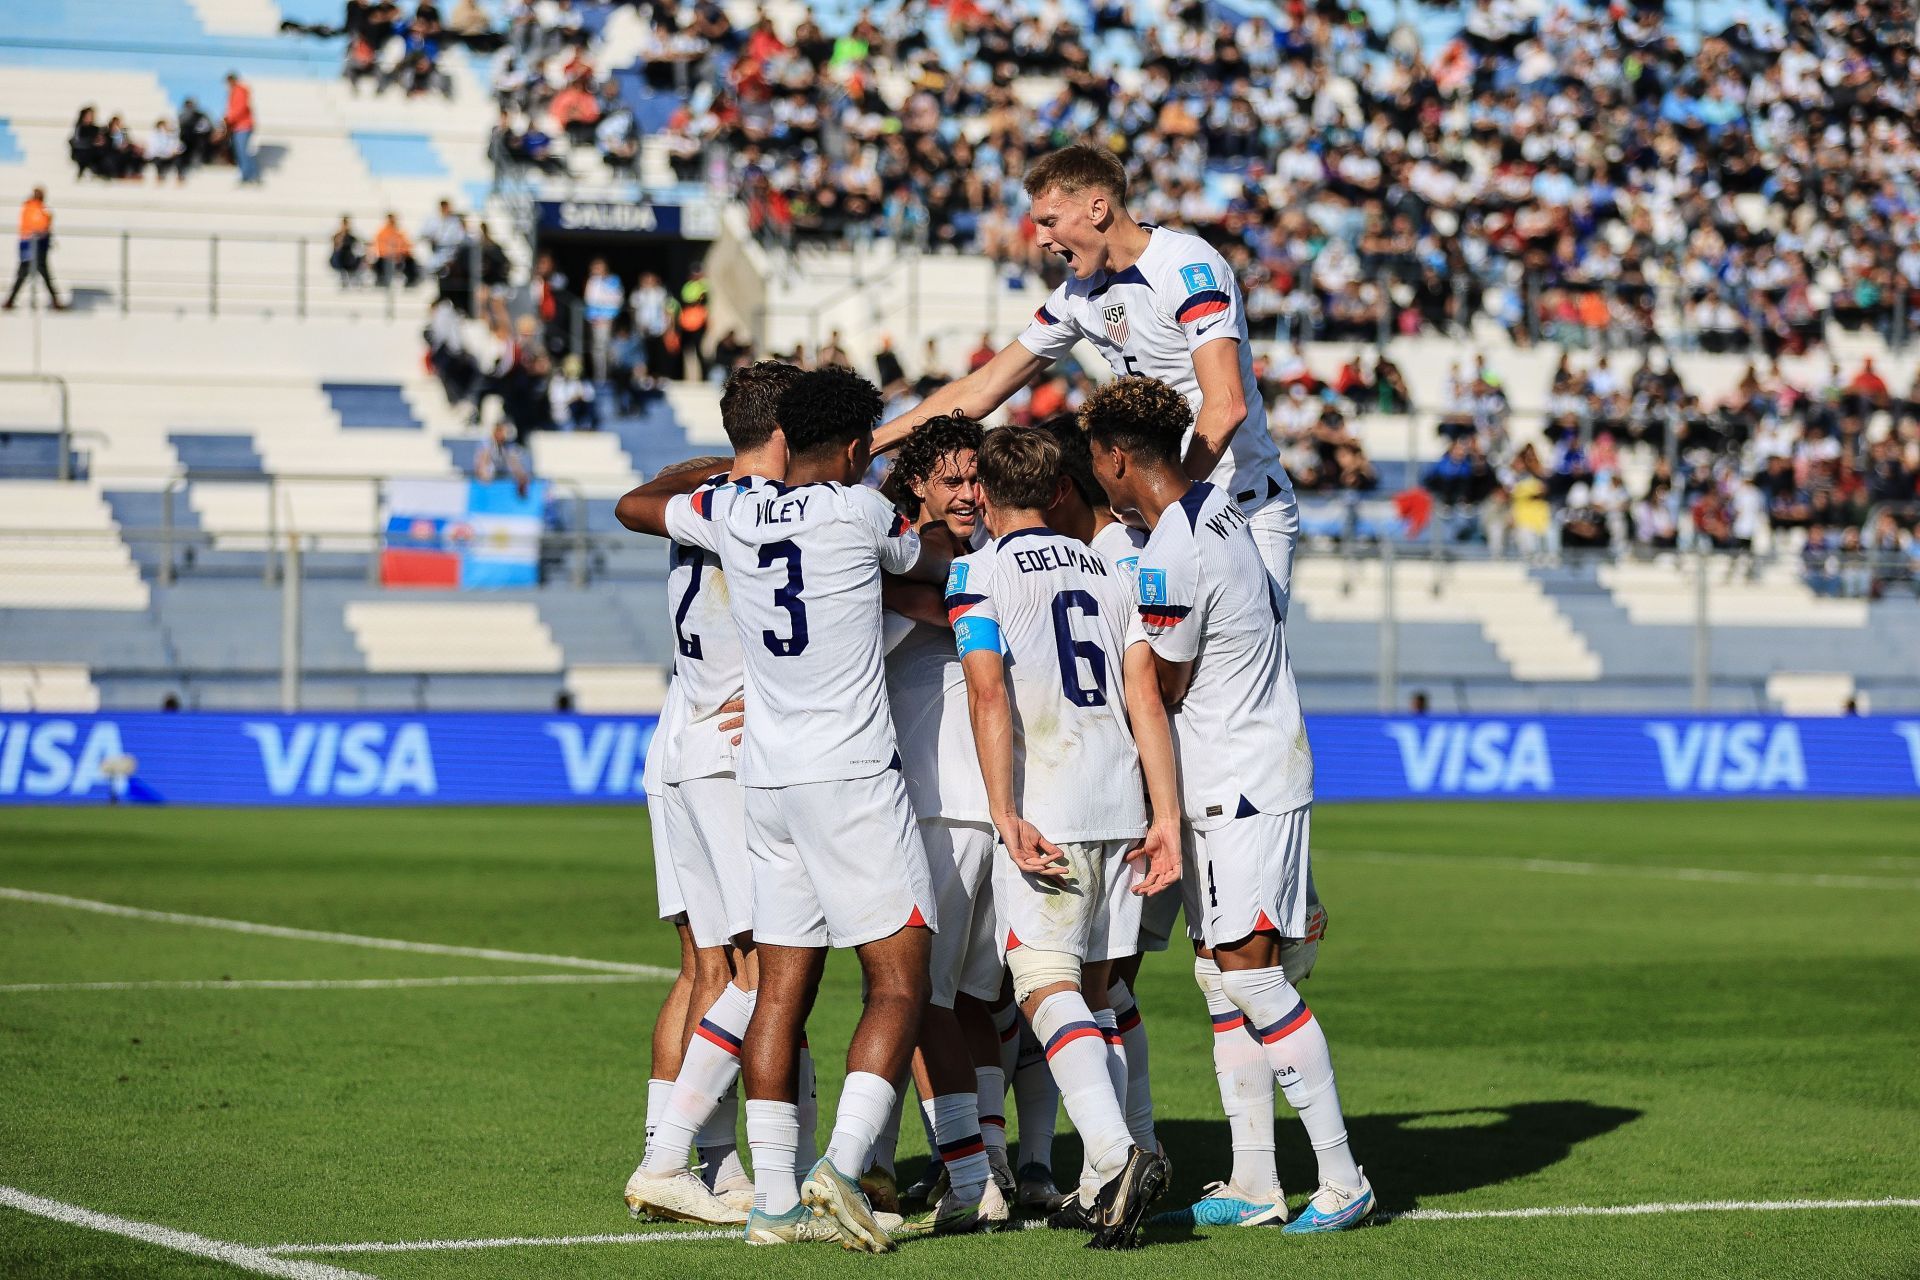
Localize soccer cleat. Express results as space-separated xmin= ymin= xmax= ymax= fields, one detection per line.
xmin=710 ymin=1170 xmax=755 ymax=1215
xmin=744 ymin=1204 xmax=843 ymax=1244
xmin=1281 ymin=1171 xmax=1375 ymax=1234
xmin=901 ymin=1160 xmax=946 ymax=1208
xmin=899 ymin=1186 xmax=986 ymax=1237
xmin=987 ymin=1148 xmax=1017 ymax=1200
xmin=623 ymin=1167 xmax=748 ymax=1225
xmin=979 ymin=1175 xmax=1011 ymax=1226
xmin=801 ymin=1156 xmax=896 ymax=1253
xmin=1016 ymin=1162 xmax=1068 ymax=1213
xmin=1044 ymin=1193 xmax=1097 ymax=1233
xmin=1086 ymin=1146 xmax=1172 ymax=1250
xmin=1150 ymin=1179 xmax=1287 ymax=1228
xmin=860 ymin=1164 xmax=900 ymax=1214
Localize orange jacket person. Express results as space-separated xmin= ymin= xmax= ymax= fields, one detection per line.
xmin=4 ymin=187 xmax=63 ymax=311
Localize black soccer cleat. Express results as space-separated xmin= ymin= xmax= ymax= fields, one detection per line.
xmin=1045 ymin=1193 xmax=1097 ymax=1233
xmin=1086 ymin=1146 xmax=1171 ymax=1250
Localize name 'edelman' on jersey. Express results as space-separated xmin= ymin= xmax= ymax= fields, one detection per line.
xmin=656 ymin=473 xmax=766 ymax=784
xmin=947 ymin=526 xmax=1146 ymax=843
xmin=1018 ymin=225 xmax=1292 ymax=508
xmin=664 ymin=480 xmax=921 ymax=788
xmin=1134 ymin=482 xmax=1313 ymax=827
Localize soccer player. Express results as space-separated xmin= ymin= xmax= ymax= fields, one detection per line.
xmin=622 ymin=367 xmax=944 ymax=1251
xmin=877 ymin=142 xmax=1299 ymax=609
xmin=877 ymin=415 xmax=1014 ymax=1231
xmin=619 ymin=364 xmax=809 ymax=1227
xmin=1081 ymin=377 xmax=1376 ymax=1233
xmin=947 ymin=427 xmax=1181 ymax=1249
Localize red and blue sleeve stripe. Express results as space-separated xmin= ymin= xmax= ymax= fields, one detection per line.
xmin=1034 ymin=304 xmax=1060 ymax=325
xmin=1176 ymin=290 xmax=1232 ymax=325
xmin=1044 ymin=1021 xmax=1106 ymax=1059
xmin=1210 ymin=1008 xmax=1247 ymax=1034
xmin=1138 ymin=602 xmax=1191 ymax=628
xmin=890 ymin=512 xmax=912 ymax=537
xmin=691 ymin=488 xmax=714 ymax=519
xmin=946 ymin=590 xmax=987 ymax=627
xmin=693 ymin=1017 xmax=745 ymax=1056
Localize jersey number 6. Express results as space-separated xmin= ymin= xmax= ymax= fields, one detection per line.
xmin=759 ymin=539 xmax=809 ymax=656
xmin=1050 ymin=589 xmax=1107 ymax=707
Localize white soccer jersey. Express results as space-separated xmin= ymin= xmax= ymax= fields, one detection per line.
xmin=885 ymin=620 xmax=990 ymax=822
xmin=657 ymin=473 xmax=768 ymax=784
xmin=665 ymin=479 xmax=921 ymax=788
xmin=1018 ymin=225 xmax=1293 ymax=509
xmin=947 ymin=526 xmax=1147 ymax=843
xmin=1136 ymin=482 xmax=1313 ymax=827
xmin=1091 ymin=519 xmax=1147 ymax=586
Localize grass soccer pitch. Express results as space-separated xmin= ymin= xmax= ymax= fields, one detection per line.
xmin=1 ymin=802 xmax=1917 ymax=1280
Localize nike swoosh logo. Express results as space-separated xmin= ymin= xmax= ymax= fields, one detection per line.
xmin=1196 ymin=321 xmax=1222 ymax=335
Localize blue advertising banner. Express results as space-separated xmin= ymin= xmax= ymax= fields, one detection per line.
xmin=0 ymin=714 xmax=1917 ymax=807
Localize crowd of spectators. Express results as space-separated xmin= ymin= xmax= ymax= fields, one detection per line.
xmin=68 ymin=74 xmax=259 ymax=184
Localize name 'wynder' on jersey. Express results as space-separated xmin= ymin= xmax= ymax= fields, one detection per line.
xmin=948 ymin=526 xmax=1147 ymax=843
xmin=1135 ymin=482 xmax=1314 ymax=826
xmin=664 ymin=479 xmax=921 ymax=789
xmin=1017 ymin=224 xmax=1293 ymax=509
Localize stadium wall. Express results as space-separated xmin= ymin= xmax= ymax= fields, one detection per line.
xmin=2 ymin=713 xmax=1918 ymax=806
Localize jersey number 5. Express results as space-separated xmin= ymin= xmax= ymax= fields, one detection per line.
xmin=1050 ymin=589 xmax=1107 ymax=707
xmin=759 ymin=539 xmax=808 ymax=656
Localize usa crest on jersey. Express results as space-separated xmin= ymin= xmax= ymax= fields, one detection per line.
xmin=1102 ymin=302 xmax=1129 ymax=345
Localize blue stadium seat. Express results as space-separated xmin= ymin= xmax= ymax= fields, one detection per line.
xmin=0 ymin=431 xmax=77 ymax=480
xmin=169 ymin=433 xmax=266 ymax=475
xmin=322 ymin=382 xmax=422 ymax=429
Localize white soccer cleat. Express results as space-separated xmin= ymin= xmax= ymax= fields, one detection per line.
xmin=744 ymin=1204 xmax=844 ymax=1244
xmin=979 ymin=1173 xmax=1011 ymax=1226
xmin=623 ymin=1167 xmax=749 ymax=1225
xmin=710 ymin=1170 xmax=755 ymax=1214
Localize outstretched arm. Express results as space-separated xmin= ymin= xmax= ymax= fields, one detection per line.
xmin=1182 ymin=337 xmax=1249 ymax=483
xmin=612 ymin=455 xmax=731 ymax=537
xmin=874 ymin=341 xmax=1051 ymax=453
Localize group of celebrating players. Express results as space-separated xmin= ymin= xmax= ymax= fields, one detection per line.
xmin=613 ymin=143 xmax=1376 ymax=1252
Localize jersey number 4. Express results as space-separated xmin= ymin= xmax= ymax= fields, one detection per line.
xmin=759 ymin=539 xmax=809 ymax=656
xmin=1050 ymin=589 xmax=1107 ymax=707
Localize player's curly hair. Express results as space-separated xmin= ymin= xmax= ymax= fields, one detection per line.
xmin=1078 ymin=376 xmax=1190 ymax=463
xmin=718 ymin=360 xmax=802 ymax=451
xmin=977 ymin=425 xmax=1062 ymax=511
xmin=897 ymin=414 xmax=984 ymax=487
xmin=1033 ymin=413 xmax=1106 ymax=510
xmin=777 ymin=366 xmax=884 ymax=457
xmin=1025 ymin=143 xmax=1129 ymax=202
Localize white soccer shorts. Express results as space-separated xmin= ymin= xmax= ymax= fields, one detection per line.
xmin=922 ymin=818 xmax=1001 ymax=1007
xmin=745 ymin=768 xmax=935 ymax=950
xmin=1190 ymin=802 xmax=1314 ymax=950
xmin=993 ymin=837 xmax=1142 ymax=964
xmin=646 ymin=786 xmax=686 ymax=922
xmin=660 ymin=773 xmax=753 ymax=949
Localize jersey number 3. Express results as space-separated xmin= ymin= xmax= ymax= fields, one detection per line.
xmin=759 ymin=539 xmax=809 ymax=656
xmin=1050 ymin=589 xmax=1107 ymax=707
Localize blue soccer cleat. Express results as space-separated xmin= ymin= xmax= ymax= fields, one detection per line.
xmin=1150 ymin=1180 xmax=1287 ymax=1228
xmin=1281 ymin=1171 xmax=1375 ymax=1234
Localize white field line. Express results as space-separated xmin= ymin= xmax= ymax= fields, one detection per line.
xmin=0 ymin=886 xmax=677 ymax=978
xmin=264 ymin=1198 xmax=1920 ymax=1255
xmin=0 ymin=1186 xmax=375 ymax=1280
xmin=0 ymin=974 xmax=653 ymax=994
xmin=1342 ymin=850 xmax=1920 ymax=892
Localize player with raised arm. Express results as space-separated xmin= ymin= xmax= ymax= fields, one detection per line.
xmin=622 ymin=367 xmax=946 ymax=1252
xmin=619 ymin=365 xmax=813 ymax=1228
xmin=947 ymin=427 xmax=1181 ymax=1250
xmin=1081 ymin=378 xmax=1375 ymax=1234
xmin=878 ymin=143 xmax=1300 ymax=609
xmin=874 ymin=415 xmax=1015 ymax=1232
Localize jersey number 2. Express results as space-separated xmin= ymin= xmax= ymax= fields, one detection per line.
xmin=1050 ymin=589 xmax=1107 ymax=707
xmin=760 ymin=539 xmax=808 ymax=656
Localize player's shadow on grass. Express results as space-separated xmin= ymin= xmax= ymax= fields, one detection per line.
xmin=1155 ymin=1100 xmax=1641 ymax=1211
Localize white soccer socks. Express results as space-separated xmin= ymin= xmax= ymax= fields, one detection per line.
xmin=640 ymin=983 xmax=756 ymax=1175
xmin=823 ymin=1071 xmax=897 ymax=1176
xmin=974 ymin=1065 xmax=1008 ymax=1164
xmin=1218 ymin=964 xmax=1363 ymax=1192
xmin=1029 ymin=990 xmax=1133 ymax=1204
xmin=1195 ymin=956 xmax=1279 ymax=1200
xmin=1106 ymin=980 xmax=1158 ymax=1152
xmin=924 ymin=1093 xmax=990 ymax=1202
xmin=644 ymin=1078 xmax=674 ymax=1151
xmin=696 ymin=1087 xmax=746 ymax=1191
xmin=747 ymin=1098 xmax=802 ymax=1215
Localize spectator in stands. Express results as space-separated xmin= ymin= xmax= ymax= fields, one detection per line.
xmin=677 ymin=267 xmax=710 ymax=382
xmin=370 ymin=212 xmax=421 ymax=287
xmin=145 ymin=117 xmax=185 ymax=182
xmin=224 ymin=72 xmax=258 ymax=184
xmin=595 ymin=92 xmax=639 ymax=174
xmin=548 ymin=354 xmax=598 ymax=430
xmin=629 ymin=271 xmax=673 ymax=387
xmin=68 ymin=106 xmax=106 ymax=179
xmin=344 ymin=27 xmax=382 ymax=92
xmin=581 ymin=257 xmax=624 ymax=384
xmin=329 ymin=216 xmax=363 ymax=286
xmin=548 ymin=75 xmax=600 ymax=147
xmin=502 ymin=313 xmax=554 ymax=433
xmin=418 ymin=198 xmax=467 ymax=273
xmin=712 ymin=328 xmax=753 ymax=381
xmin=425 ymin=294 xmax=480 ymax=417
xmin=100 ymin=115 xmax=141 ymax=180
xmin=177 ymin=99 xmax=215 ymax=173
xmin=474 ymin=421 xmax=532 ymax=497
xmin=4 ymin=187 xmax=62 ymax=311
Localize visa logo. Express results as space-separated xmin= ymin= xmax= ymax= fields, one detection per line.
xmin=545 ymin=721 xmax=652 ymax=794
xmin=1897 ymin=723 xmax=1920 ymax=786
xmin=1644 ymin=721 xmax=1805 ymax=792
xmin=1384 ymin=721 xmax=1553 ymax=793
xmin=244 ymin=722 xmax=437 ymax=797
xmin=0 ymin=719 xmax=128 ymax=795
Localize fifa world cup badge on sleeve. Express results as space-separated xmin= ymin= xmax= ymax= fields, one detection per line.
xmin=946 ymin=561 xmax=969 ymax=595
xmin=1139 ymin=568 xmax=1167 ymax=607
xmin=1179 ymin=262 xmax=1218 ymax=293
